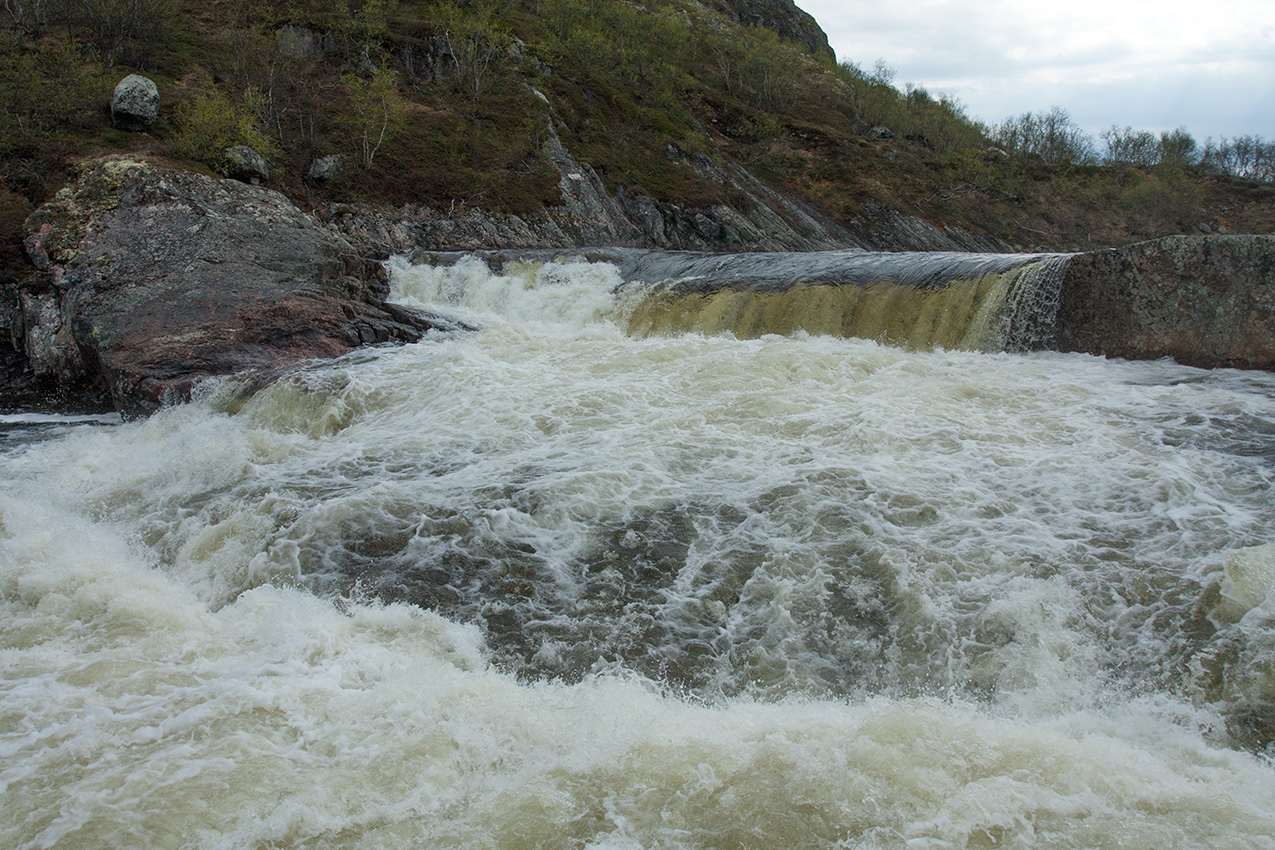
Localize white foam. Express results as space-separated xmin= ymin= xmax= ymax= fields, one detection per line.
xmin=4 ymin=257 xmax=1275 ymax=847
xmin=388 ymin=255 xmax=625 ymax=330
xmin=1221 ymin=543 xmax=1275 ymax=616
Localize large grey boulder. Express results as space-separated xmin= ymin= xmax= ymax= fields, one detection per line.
xmin=308 ymin=154 xmax=344 ymax=183
xmin=276 ymin=25 xmax=329 ymax=58
xmin=1055 ymin=235 xmax=1275 ymax=370
xmin=18 ymin=158 xmax=461 ymax=417
xmin=224 ymin=145 xmax=270 ymax=184
xmin=111 ymin=74 xmax=159 ymax=132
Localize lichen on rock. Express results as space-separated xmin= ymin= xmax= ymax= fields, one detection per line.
xmin=111 ymin=74 xmax=159 ymax=132
xmin=224 ymin=145 xmax=270 ymax=184
xmin=1056 ymin=235 xmax=1275 ymax=369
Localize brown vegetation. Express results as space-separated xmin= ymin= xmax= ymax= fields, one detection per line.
xmin=0 ymin=0 xmax=1273 ymax=280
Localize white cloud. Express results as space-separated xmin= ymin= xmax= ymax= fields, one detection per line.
xmin=797 ymin=0 xmax=1275 ymax=138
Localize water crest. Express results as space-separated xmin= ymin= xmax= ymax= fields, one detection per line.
xmin=614 ymin=249 xmax=1071 ymax=352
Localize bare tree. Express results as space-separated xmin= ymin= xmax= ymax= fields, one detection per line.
xmin=53 ymin=0 xmax=178 ymax=67
xmin=993 ymin=107 xmax=1096 ymax=165
xmin=345 ymin=67 xmax=405 ymax=167
xmin=4 ymin=0 xmax=47 ymax=38
xmin=1101 ymin=125 xmax=1159 ymax=166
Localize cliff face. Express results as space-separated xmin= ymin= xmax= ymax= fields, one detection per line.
xmin=330 ymin=123 xmax=1009 ymax=259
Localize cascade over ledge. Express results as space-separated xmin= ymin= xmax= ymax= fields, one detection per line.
xmin=2 ymin=158 xmax=1274 ymax=417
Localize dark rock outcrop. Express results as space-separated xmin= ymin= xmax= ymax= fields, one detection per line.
xmin=309 ymin=154 xmax=344 ymax=182
xmin=716 ymin=0 xmax=834 ymax=59
xmin=330 ymin=116 xmax=1007 ymax=257
xmin=0 ymin=267 xmax=46 ymax=411
xmin=1056 ymin=235 xmax=1275 ymax=370
xmin=110 ymin=74 xmax=159 ymax=132
xmin=275 ymin=25 xmax=331 ymax=59
xmin=15 ymin=158 xmax=456 ymax=417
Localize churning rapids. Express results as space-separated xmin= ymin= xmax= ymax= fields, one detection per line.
xmin=3 ymin=253 xmax=1275 ymax=849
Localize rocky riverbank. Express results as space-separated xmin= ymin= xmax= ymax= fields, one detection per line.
xmin=3 ymin=158 xmax=1274 ymax=417
xmin=3 ymin=158 xmax=462 ymax=417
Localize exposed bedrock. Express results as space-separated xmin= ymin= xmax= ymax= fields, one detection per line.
xmin=716 ymin=0 xmax=835 ymax=59
xmin=11 ymin=158 xmax=458 ymax=417
xmin=330 ymin=122 xmax=1009 ymax=257
xmin=1056 ymin=235 xmax=1275 ymax=370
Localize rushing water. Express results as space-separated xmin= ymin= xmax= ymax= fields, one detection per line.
xmin=3 ymin=254 xmax=1275 ymax=849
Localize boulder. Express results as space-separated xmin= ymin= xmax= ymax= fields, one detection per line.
xmin=224 ymin=145 xmax=270 ymax=184
xmin=18 ymin=158 xmax=462 ymax=417
xmin=111 ymin=74 xmax=159 ymax=132
xmin=308 ymin=154 xmax=344 ymax=182
xmin=1056 ymin=235 xmax=1275 ymax=370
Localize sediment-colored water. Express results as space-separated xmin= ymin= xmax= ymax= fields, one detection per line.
xmin=2 ymin=255 xmax=1273 ymax=849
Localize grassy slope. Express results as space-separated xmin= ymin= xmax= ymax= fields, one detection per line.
xmin=1 ymin=0 xmax=1273 ymax=277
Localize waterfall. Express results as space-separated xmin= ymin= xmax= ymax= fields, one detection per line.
xmin=618 ymin=250 xmax=1074 ymax=352
xmin=998 ymin=253 xmax=1071 ymax=351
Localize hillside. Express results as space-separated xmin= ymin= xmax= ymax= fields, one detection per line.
xmin=2 ymin=0 xmax=1274 ymax=274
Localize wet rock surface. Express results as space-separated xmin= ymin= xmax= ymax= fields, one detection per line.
xmin=421 ymin=236 xmax=1275 ymax=372
xmin=14 ymin=158 xmax=457 ymax=417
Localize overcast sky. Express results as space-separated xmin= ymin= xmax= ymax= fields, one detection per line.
xmin=797 ymin=0 xmax=1275 ymax=141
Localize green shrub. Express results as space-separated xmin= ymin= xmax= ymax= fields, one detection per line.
xmin=172 ymin=86 xmax=279 ymax=171
xmin=342 ymin=67 xmax=407 ymax=167
xmin=1158 ymin=127 xmax=1198 ymax=166
xmin=0 ymin=33 xmax=108 ymax=195
xmin=251 ymin=0 xmax=397 ymax=41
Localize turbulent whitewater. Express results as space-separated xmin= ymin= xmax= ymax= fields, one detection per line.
xmin=3 ymin=255 xmax=1275 ymax=849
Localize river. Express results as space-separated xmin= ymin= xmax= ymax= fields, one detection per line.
xmin=2 ymin=253 xmax=1274 ymax=848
